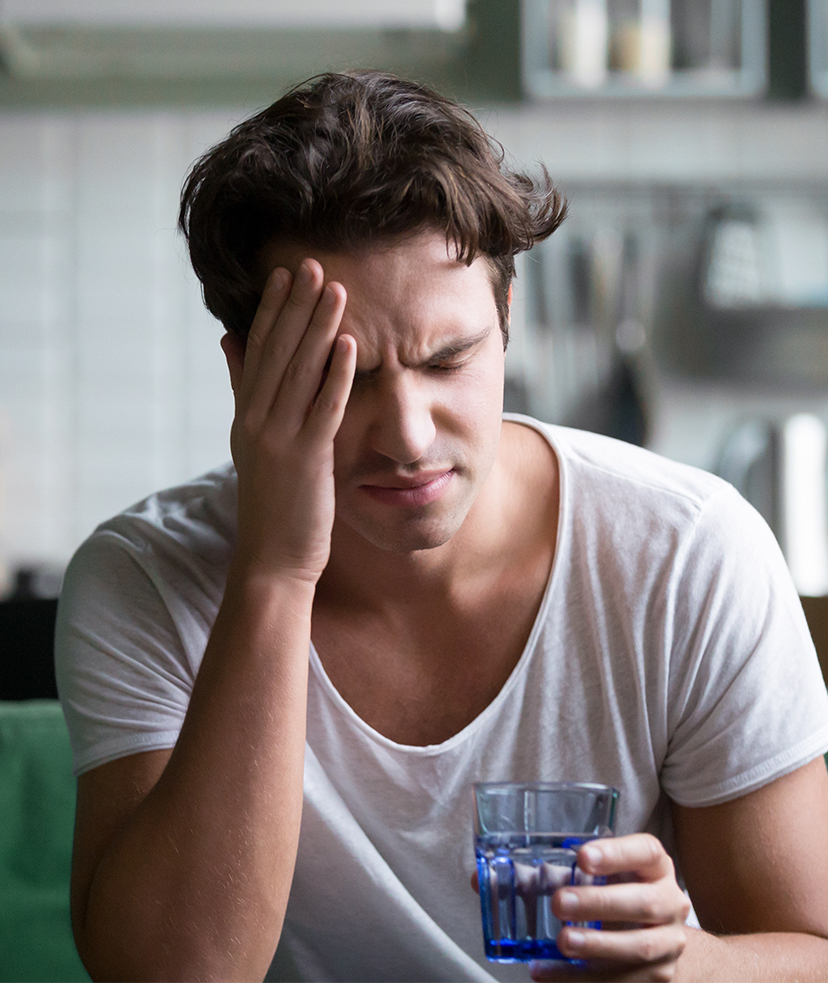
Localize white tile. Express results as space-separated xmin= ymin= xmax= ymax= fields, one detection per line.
xmin=75 ymin=228 xmax=157 ymax=273
xmin=627 ymin=114 xmax=717 ymax=181
xmin=521 ymin=108 xmax=632 ymax=183
xmin=186 ymin=346 xmax=231 ymax=388
xmin=74 ymin=459 xmax=166 ymax=535
xmin=0 ymin=234 xmax=49 ymax=324
xmin=77 ymin=398 xmax=156 ymax=443
xmin=77 ymin=337 xmax=154 ymax=377
xmin=1 ymin=411 xmax=49 ymax=454
xmin=76 ymin=451 xmax=158 ymax=502
xmin=183 ymin=110 xmax=249 ymax=164
xmin=1 ymin=509 xmax=49 ymax=564
xmin=1 ymin=462 xmax=48 ymax=554
xmin=75 ymin=116 xmax=163 ymax=215
xmin=41 ymin=117 xmax=78 ymax=218
xmin=734 ymin=109 xmax=828 ymax=181
xmin=185 ymin=436 xmax=233 ymax=478
xmin=0 ymin=116 xmax=48 ymax=213
xmin=41 ymin=235 xmax=77 ymax=330
xmin=0 ymin=346 xmax=48 ymax=401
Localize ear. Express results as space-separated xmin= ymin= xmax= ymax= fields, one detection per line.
xmin=220 ymin=332 xmax=246 ymax=395
xmin=507 ymin=282 xmax=513 ymax=318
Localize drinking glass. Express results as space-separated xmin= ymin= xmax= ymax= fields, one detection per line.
xmin=473 ymin=781 xmax=619 ymax=963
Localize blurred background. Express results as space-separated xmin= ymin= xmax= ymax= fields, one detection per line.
xmin=2 ymin=0 xmax=828 ymax=603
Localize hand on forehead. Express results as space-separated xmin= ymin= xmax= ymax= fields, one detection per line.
xmin=257 ymin=232 xmax=501 ymax=366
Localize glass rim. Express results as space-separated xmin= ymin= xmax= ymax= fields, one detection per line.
xmin=473 ymin=781 xmax=619 ymax=797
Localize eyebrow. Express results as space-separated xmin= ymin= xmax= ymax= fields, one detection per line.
xmin=422 ymin=327 xmax=492 ymax=364
xmin=354 ymin=326 xmax=492 ymax=377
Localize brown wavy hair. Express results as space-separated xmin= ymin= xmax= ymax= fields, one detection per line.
xmin=179 ymin=70 xmax=566 ymax=344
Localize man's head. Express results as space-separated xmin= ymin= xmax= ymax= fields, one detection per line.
xmin=257 ymin=231 xmax=510 ymax=555
xmin=179 ymin=70 xmax=566 ymax=346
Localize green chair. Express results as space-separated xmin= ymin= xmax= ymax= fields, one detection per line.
xmin=0 ymin=700 xmax=90 ymax=983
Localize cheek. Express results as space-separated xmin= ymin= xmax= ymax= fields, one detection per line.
xmin=439 ymin=365 xmax=504 ymax=443
xmin=459 ymin=355 xmax=504 ymax=411
xmin=331 ymin=403 xmax=360 ymax=468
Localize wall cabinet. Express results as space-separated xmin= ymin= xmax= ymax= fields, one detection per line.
xmin=522 ymin=0 xmax=767 ymax=97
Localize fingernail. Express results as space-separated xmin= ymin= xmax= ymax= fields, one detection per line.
xmin=582 ymin=844 xmax=602 ymax=865
xmin=566 ymin=930 xmax=586 ymax=949
xmin=297 ymin=262 xmax=313 ymax=285
xmin=558 ymin=890 xmax=578 ymax=914
xmin=270 ymin=269 xmax=287 ymax=291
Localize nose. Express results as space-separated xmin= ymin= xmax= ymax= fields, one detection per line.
xmin=368 ymin=372 xmax=437 ymax=466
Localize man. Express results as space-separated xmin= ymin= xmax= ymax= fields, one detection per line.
xmin=56 ymin=71 xmax=828 ymax=982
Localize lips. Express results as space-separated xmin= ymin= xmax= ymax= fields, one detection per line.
xmin=359 ymin=469 xmax=455 ymax=507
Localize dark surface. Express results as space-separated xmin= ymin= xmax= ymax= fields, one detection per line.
xmin=0 ymin=598 xmax=60 ymax=700
xmin=567 ymin=358 xmax=649 ymax=448
xmin=800 ymin=596 xmax=828 ymax=688
xmin=768 ymin=0 xmax=808 ymax=101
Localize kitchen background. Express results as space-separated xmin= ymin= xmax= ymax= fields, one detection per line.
xmin=2 ymin=0 xmax=828 ymax=601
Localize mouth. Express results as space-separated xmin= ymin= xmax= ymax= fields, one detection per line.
xmin=358 ymin=469 xmax=455 ymax=507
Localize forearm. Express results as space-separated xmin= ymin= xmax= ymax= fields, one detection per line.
xmin=78 ymin=568 xmax=315 ymax=982
xmin=75 ymin=257 xmax=355 ymax=981
xmin=677 ymin=927 xmax=828 ymax=982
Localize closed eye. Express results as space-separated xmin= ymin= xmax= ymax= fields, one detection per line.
xmin=427 ymin=359 xmax=468 ymax=373
xmin=353 ymin=326 xmax=492 ymax=379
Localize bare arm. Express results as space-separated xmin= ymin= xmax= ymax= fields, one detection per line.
xmin=71 ymin=260 xmax=357 ymax=982
xmin=672 ymin=754 xmax=828 ymax=982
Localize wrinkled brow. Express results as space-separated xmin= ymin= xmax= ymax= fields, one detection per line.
xmin=354 ymin=326 xmax=493 ymax=376
xmin=424 ymin=327 xmax=492 ymax=363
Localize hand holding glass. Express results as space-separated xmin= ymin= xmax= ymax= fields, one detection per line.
xmin=473 ymin=782 xmax=619 ymax=964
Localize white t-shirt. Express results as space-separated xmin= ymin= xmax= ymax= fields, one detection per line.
xmin=56 ymin=416 xmax=828 ymax=983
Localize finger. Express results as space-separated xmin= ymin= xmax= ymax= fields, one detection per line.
xmin=239 ymin=266 xmax=293 ymax=403
xmin=272 ymin=281 xmax=348 ymax=433
xmin=243 ymin=259 xmax=330 ymax=421
xmin=553 ymin=880 xmax=689 ymax=926
xmin=556 ymin=922 xmax=686 ymax=971
xmin=302 ymin=333 xmax=356 ymax=443
xmin=577 ymin=835 xmax=674 ymax=883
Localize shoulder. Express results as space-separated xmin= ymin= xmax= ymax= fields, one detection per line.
xmin=77 ymin=462 xmax=237 ymax=572
xmin=548 ymin=421 xmax=724 ymax=507
xmin=505 ymin=416 xmax=786 ymax=607
xmin=55 ymin=464 xmax=236 ymax=719
xmin=60 ymin=462 xmax=237 ymax=632
xmin=505 ymin=414 xmax=735 ymax=527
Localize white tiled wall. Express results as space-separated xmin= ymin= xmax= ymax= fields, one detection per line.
xmin=3 ymin=99 xmax=828 ymax=575
xmin=0 ymin=109 xmax=244 ymax=574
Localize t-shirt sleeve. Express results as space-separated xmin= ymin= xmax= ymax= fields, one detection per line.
xmin=660 ymin=483 xmax=828 ymax=807
xmin=55 ymin=529 xmax=196 ymax=777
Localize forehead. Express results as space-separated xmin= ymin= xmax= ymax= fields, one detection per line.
xmin=258 ymin=231 xmax=498 ymax=354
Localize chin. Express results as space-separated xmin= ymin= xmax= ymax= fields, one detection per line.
xmin=372 ymin=529 xmax=457 ymax=555
xmin=356 ymin=521 xmax=460 ymax=555
xmin=338 ymin=504 xmax=471 ymax=556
